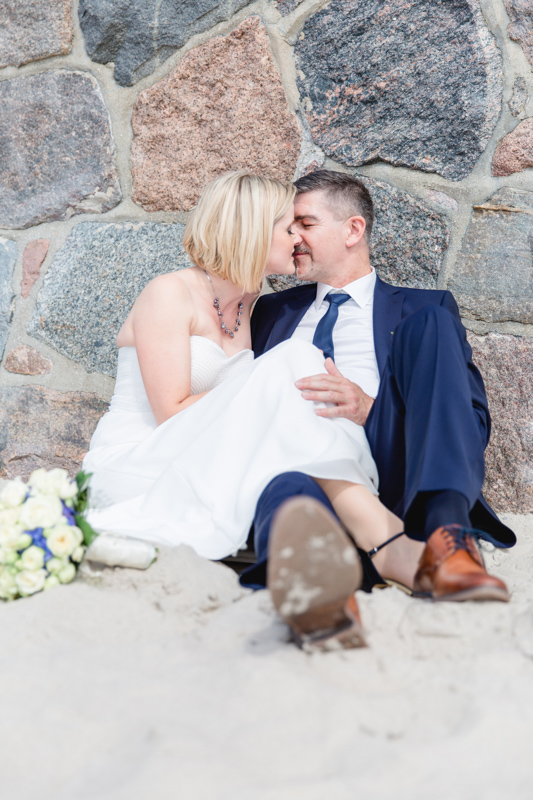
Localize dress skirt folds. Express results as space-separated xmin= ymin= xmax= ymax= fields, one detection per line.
xmin=84 ymin=338 xmax=378 ymax=560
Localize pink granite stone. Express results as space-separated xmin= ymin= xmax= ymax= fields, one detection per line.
xmin=0 ymin=386 xmax=107 ymax=479
xmin=492 ymin=118 xmax=533 ymax=177
xmin=21 ymin=239 xmax=49 ymax=299
xmin=469 ymin=332 xmax=533 ymax=514
xmin=504 ymin=1 xmax=533 ymax=69
xmin=4 ymin=345 xmax=52 ymax=376
xmin=0 ymin=0 xmax=72 ymax=68
xmin=131 ymin=17 xmax=302 ymax=212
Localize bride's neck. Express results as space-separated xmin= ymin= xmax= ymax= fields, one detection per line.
xmin=198 ymin=267 xmax=255 ymax=310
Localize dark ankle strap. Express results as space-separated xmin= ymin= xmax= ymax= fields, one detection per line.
xmin=367 ymin=531 xmax=405 ymax=559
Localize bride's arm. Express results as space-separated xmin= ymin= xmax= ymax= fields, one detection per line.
xmin=130 ymin=274 xmax=208 ymax=425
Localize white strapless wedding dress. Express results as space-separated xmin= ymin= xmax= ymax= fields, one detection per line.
xmin=84 ymin=337 xmax=378 ymax=560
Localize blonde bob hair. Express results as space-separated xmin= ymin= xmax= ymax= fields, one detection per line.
xmin=183 ymin=171 xmax=296 ymax=293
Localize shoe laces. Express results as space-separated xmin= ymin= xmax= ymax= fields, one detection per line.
xmin=441 ymin=524 xmax=484 ymax=557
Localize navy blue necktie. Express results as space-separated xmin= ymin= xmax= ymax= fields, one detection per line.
xmin=312 ymin=292 xmax=351 ymax=361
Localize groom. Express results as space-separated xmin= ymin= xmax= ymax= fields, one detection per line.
xmin=239 ymin=170 xmax=515 ymax=645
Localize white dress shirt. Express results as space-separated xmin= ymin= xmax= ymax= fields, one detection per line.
xmin=291 ymin=268 xmax=380 ymax=398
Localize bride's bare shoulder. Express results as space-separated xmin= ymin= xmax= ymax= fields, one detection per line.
xmin=137 ymin=270 xmax=195 ymax=306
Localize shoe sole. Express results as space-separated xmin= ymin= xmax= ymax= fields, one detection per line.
xmin=267 ymin=497 xmax=366 ymax=650
xmin=415 ymin=586 xmax=510 ymax=602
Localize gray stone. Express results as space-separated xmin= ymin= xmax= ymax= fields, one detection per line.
xmin=0 ymin=0 xmax=73 ymax=68
xmin=509 ymin=76 xmax=529 ymax=117
xmin=268 ymin=177 xmax=450 ymax=291
xmin=29 ymin=223 xmax=190 ymax=376
xmin=0 ymin=71 xmax=121 ymax=230
xmin=275 ymin=0 xmax=304 ymax=15
xmin=449 ymin=188 xmax=533 ymax=323
xmin=504 ymin=1 xmax=533 ymax=69
xmin=79 ymin=0 xmax=254 ymax=86
xmin=0 ymin=238 xmax=17 ymax=361
xmin=295 ymin=0 xmax=502 ymax=181
xmin=0 ymin=386 xmax=108 ymax=481
xmin=469 ymin=333 xmax=533 ymax=514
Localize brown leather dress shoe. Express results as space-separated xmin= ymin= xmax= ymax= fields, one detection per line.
xmin=267 ymin=497 xmax=366 ymax=650
xmin=413 ymin=525 xmax=510 ymax=602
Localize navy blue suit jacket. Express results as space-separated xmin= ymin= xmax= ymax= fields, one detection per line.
xmin=251 ymin=277 xmax=515 ymax=547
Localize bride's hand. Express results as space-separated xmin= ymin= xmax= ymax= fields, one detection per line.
xmin=295 ymin=358 xmax=374 ymax=426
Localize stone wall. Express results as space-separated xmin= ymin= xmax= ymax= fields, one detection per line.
xmin=0 ymin=0 xmax=531 ymax=513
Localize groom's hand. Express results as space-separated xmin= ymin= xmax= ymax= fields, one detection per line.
xmin=295 ymin=358 xmax=374 ymax=426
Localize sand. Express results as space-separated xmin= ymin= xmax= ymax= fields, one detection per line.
xmin=2 ymin=512 xmax=533 ymax=800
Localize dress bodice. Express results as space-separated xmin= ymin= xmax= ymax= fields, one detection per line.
xmin=109 ymin=337 xmax=254 ymax=415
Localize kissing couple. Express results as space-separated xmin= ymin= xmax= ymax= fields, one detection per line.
xmin=83 ymin=169 xmax=516 ymax=650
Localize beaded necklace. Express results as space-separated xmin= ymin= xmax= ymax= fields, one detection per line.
xmin=204 ymin=271 xmax=244 ymax=338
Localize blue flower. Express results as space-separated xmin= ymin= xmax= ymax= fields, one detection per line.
xmin=23 ymin=527 xmax=53 ymax=561
xmin=61 ymin=501 xmax=77 ymax=526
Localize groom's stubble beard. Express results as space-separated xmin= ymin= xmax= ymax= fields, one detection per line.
xmin=293 ymin=250 xmax=331 ymax=283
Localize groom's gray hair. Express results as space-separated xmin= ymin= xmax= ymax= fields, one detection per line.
xmin=294 ymin=170 xmax=374 ymax=240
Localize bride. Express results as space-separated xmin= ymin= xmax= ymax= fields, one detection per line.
xmin=84 ymin=171 xmax=410 ymax=582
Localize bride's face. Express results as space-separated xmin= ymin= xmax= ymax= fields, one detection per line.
xmin=264 ymin=205 xmax=302 ymax=276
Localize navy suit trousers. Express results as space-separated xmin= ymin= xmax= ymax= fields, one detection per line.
xmin=240 ymin=306 xmax=491 ymax=590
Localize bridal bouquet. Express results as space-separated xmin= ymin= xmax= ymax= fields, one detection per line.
xmin=0 ymin=469 xmax=97 ymax=601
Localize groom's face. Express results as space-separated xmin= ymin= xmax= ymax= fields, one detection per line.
xmin=292 ymin=190 xmax=350 ymax=283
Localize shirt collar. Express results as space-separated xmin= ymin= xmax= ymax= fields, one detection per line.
xmin=314 ymin=267 xmax=377 ymax=311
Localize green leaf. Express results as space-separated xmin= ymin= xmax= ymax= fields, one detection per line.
xmin=73 ymin=470 xmax=92 ymax=514
xmin=74 ymin=514 xmax=98 ymax=547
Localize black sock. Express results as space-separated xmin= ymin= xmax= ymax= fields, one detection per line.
xmin=406 ymin=490 xmax=471 ymax=541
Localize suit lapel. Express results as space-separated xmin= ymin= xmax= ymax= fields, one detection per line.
xmin=373 ymin=277 xmax=404 ymax=374
xmin=264 ymin=284 xmax=317 ymax=351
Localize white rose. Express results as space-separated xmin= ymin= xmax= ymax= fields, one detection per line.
xmin=15 ymin=568 xmax=47 ymax=596
xmin=0 ymin=524 xmax=24 ymax=550
xmin=28 ymin=468 xmax=73 ymax=497
xmin=71 ymin=545 xmax=85 ymax=563
xmin=58 ymin=479 xmax=78 ymax=501
xmin=0 ymin=568 xmax=18 ymax=600
xmin=0 ymin=508 xmax=21 ymax=527
xmin=18 ymin=495 xmax=63 ymax=530
xmin=47 ymin=524 xmax=82 ymax=557
xmin=27 ymin=468 xmax=51 ymax=493
xmin=0 ymin=478 xmax=28 ymax=509
xmin=47 ymin=557 xmax=67 ymax=575
xmin=44 ymin=574 xmax=60 ymax=590
xmin=20 ymin=545 xmax=45 ymax=571
xmin=16 ymin=533 xmax=33 ymax=551
xmin=0 ymin=549 xmax=18 ymax=566
xmin=57 ymin=562 xmax=76 ymax=584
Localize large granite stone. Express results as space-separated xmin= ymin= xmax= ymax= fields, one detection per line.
xmin=79 ymin=0 xmax=254 ymax=86
xmin=295 ymin=0 xmax=502 ymax=180
xmin=504 ymin=1 xmax=533 ymax=69
xmin=449 ymin=188 xmax=533 ymax=323
xmin=131 ymin=17 xmax=302 ymax=213
xmin=0 ymin=71 xmax=121 ymax=230
xmin=492 ymin=118 xmax=533 ymax=176
xmin=0 ymin=238 xmax=17 ymax=361
xmin=269 ymin=177 xmax=450 ymax=291
xmin=469 ymin=333 xmax=533 ymax=514
xmin=0 ymin=0 xmax=72 ymax=68
xmin=0 ymin=387 xmax=107 ymax=481
xmin=28 ymin=223 xmax=190 ymax=376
